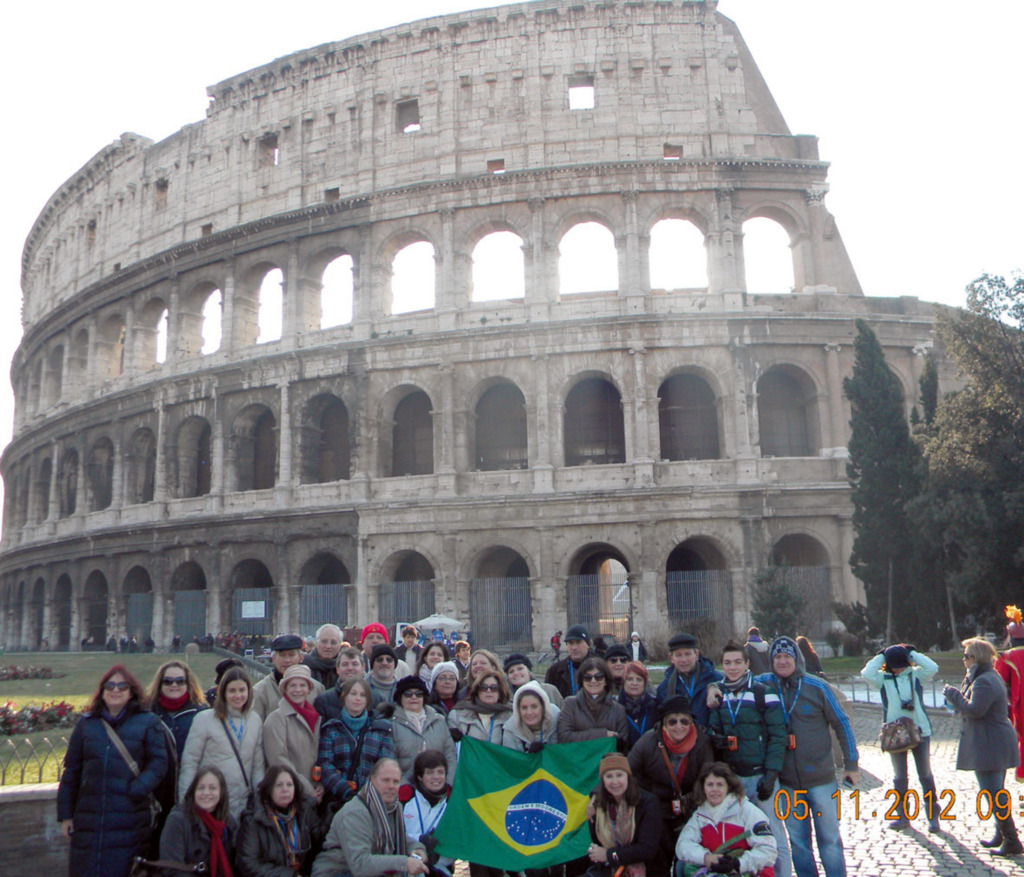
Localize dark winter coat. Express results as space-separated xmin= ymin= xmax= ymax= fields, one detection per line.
xmin=627 ymin=725 xmax=714 ymax=823
xmin=544 ymin=653 xmax=590 ymax=700
xmin=151 ymin=700 xmax=208 ymax=819
xmin=57 ymin=704 xmax=171 ymax=877
xmin=313 ymin=685 xmax=345 ymax=721
xmin=317 ymin=714 xmax=395 ymax=804
xmin=946 ymin=662 xmax=1021 ymax=772
xmin=556 ymin=692 xmax=629 ymax=743
xmin=707 ymin=676 xmax=786 ymax=777
xmin=615 ymin=689 xmax=660 ymax=749
xmin=302 ymin=651 xmax=339 ymax=690
xmin=159 ymin=803 xmax=238 ymax=869
xmin=236 ymin=798 xmax=317 ymax=877
xmin=587 ymin=787 xmax=663 ymax=868
xmin=655 ymin=656 xmax=724 ymax=728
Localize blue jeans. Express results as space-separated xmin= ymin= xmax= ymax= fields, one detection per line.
xmin=782 ymin=782 xmax=846 ymax=877
xmin=740 ymin=773 xmax=792 ymax=877
xmin=890 ymin=736 xmax=932 ymax=784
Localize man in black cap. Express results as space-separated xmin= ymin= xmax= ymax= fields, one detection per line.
xmin=544 ymin=624 xmax=591 ymax=699
xmin=504 ymin=652 xmax=564 ymax=708
xmin=656 ymin=632 xmax=723 ymax=728
xmin=252 ymin=633 xmax=326 ymax=719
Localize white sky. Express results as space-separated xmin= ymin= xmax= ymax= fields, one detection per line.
xmin=1 ymin=0 xmax=1021 ymax=515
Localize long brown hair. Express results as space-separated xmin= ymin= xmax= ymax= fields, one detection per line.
xmin=693 ymin=761 xmax=746 ymax=804
xmin=146 ymin=660 xmax=207 ymax=707
xmin=416 ymin=642 xmax=450 ymax=676
xmin=258 ymin=764 xmax=307 ymax=811
xmin=213 ymin=667 xmax=253 ymax=719
xmin=87 ymin=664 xmax=147 ymax=715
xmin=183 ymin=765 xmax=231 ymax=822
xmin=592 ymin=766 xmax=640 ymax=811
xmin=469 ymin=671 xmax=511 ymax=704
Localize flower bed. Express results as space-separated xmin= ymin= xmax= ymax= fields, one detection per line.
xmin=0 ymin=665 xmax=67 ymax=681
xmin=0 ymin=701 xmax=78 ymax=735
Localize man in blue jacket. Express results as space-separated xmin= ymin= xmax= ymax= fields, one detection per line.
xmin=756 ymin=636 xmax=859 ymax=877
xmin=655 ymin=632 xmax=723 ymax=728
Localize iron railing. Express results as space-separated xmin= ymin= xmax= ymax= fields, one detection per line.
xmin=1 ymin=735 xmax=68 ymax=785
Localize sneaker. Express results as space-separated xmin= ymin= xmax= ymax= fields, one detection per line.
xmin=888 ymin=819 xmax=910 ymax=831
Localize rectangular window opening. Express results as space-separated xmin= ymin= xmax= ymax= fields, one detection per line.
xmin=397 ymin=99 xmax=421 ymax=134
xmin=663 ymin=144 xmax=683 ymax=161
xmin=487 ymin=158 xmax=506 ymax=175
xmin=259 ymin=133 xmax=280 ymax=168
xmin=568 ymin=75 xmax=595 ymax=110
xmin=325 ymin=187 xmax=341 ymax=203
xmin=201 ymin=223 xmax=213 ymax=237
xmin=155 ymin=178 xmax=169 ymax=209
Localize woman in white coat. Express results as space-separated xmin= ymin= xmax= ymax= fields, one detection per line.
xmin=501 ymin=681 xmax=560 ymax=753
xmin=179 ymin=666 xmax=266 ymax=820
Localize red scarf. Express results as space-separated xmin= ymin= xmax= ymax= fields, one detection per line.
xmin=159 ymin=692 xmax=190 ymax=712
xmin=196 ymin=807 xmax=233 ymax=877
xmin=286 ymin=695 xmax=319 ymax=734
xmin=661 ymin=723 xmax=698 ymax=785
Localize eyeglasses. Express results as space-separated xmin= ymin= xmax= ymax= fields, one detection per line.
xmin=375 ymin=657 xmax=395 ymax=664
xmin=962 ymin=654 xmax=973 ymax=660
xmin=478 ymin=683 xmax=500 ymax=692
xmin=582 ymin=673 xmax=605 ymax=683
xmin=606 ymin=657 xmax=628 ymax=664
xmin=402 ymin=691 xmax=425 ymax=698
xmin=162 ymin=677 xmax=187 ymax=687
xmin=664 ymin=717 xmax=692 ymax=727
xmin=104 ymin=681 xmax=131 ymax=692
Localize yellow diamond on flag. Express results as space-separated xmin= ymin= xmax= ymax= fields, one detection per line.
xmin=468 ymin=767 xmax=590 ymax=856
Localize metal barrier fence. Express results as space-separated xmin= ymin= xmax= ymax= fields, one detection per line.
xmin=378 ymin=581 xmax=435 ymax=633
xmin=566 ymin=573 xmax=632 ymax=642
xmin=835 ymin=676 xmax=952 ymax=710
xmin=231 ymin=588 xmax=275 ymax=636
xmin=173 ymin=590 xmax=207 ymax=642
xmin=469 ymin=577 xmax=532 ymax=651
xmin=299 ymin=584 xmax=348 ymax=637
xmin=1 ymin=736 xmax=67 ymax=785
xmin=666 ymin=569 xmax=734 ymax=639
xmin=126 ymin=592 xmax=153 ymax=641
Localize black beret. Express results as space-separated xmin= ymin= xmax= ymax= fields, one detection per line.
xmin=504 ymin=653 xmax=533 ymax=672
xmin=395 ymin=675 xmax=429 ymax=699
xmin=270 ymin=634 xmax=304 ymax=651
xmin=667 ymin=632 xmax=698 ymax=651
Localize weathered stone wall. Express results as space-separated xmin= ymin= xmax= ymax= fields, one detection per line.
xmin=0 ymin=784 xmax=67 ymax=876
xmin=0 ymin=0 xmax=951 ymax=651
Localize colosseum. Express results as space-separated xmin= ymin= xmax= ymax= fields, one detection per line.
xmin=0 ymin=0 xmax=944 ymax=654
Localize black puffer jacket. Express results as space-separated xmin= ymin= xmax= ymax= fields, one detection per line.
xmin=159 ymin=803 xmax=238 ymax=869
xmin=236 ymin=798 xmax=317 ymax=876
xmin=57 ymin=703 xmax=170 ymax=877
xmin=627 ymin=725 xmax=714 ymax=822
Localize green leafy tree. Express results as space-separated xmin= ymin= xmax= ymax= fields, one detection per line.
xmin=843 ymin=320 xmax=922 ymax=641
xmin=911 ymin=274 xmax=1024 ymax=625
xmin=918 ymin=355 xmax=939 ymax=427
xmin=750 ymin=566 xmax=806 ymax=639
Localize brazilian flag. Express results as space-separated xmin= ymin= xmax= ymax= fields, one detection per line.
xmin=434 ymin=736 xmax=615 ymax=869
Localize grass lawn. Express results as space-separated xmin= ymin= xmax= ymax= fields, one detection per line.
xmin=1 ymin=652 xmax=222 ymax=785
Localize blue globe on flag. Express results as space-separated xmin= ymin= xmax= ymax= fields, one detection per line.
xmin=505 ymin=779 xmax=569 ymax=846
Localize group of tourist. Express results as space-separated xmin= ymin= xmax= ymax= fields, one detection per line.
xmin=54 ymin=616 xmax=1024 ymax=876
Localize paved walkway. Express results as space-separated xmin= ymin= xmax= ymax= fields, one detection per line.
xmin=836 ymin=703 xmax=1024 ymax=876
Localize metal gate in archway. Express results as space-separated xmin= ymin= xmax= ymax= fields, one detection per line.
xmin=173 ymin=591 xmax=207 ymax=642
xmin=126 ymin=593 xmax=153 ymax=641
xmin=469 ymin=577 xmax=532 ymax=651
xmin=232 ymin=588 xmax=275 ymax=635
xmin=299 ymin=584 xmax=348 ymax=637
xmin=666 ymin=569 xmax=733 ymax=639
xmin=566 ymin=573 xmax=632 ymax=643
xmin=377 ymin=581 xmax=435 ymax=632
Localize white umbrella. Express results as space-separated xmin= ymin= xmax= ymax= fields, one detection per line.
xmin=413 ymin=613 xmax=466 ymax=631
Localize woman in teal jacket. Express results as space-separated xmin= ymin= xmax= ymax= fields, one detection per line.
xmin=861 ymin=644 xmax=939 ymax=831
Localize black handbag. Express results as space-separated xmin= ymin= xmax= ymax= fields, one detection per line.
xmin=128 ymin=857 xmax=207 ymax=876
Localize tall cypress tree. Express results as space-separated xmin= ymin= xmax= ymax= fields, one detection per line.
xmin=843 ymin=319 xmax=921 ymax=640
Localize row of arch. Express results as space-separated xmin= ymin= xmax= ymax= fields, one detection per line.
xmin=18 ymin=214 xmax=797 ymax=417
xmin=0 ymin=532 xmax=832 ymax=650
xmin=5 ymin=366 xmax=821 ymax=528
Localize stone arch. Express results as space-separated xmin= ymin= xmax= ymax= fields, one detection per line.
xmin=558 ymin=219 xmax=618 ymax=296
xmin=468 ymin=545 xmax=533 ymax=650
xmin=44 ymin=344 xmax=64 ymax=405
xmin=53 ymin=574 xmax=72 ymax=650
xmin=137 ymin=296 xmax=169 ymax=366
xmin=757 ymin=365 xmax=821 ymax=457
xmin=126 ymin=427 xmax=156 ymax=504
xmin=175 ymin=416 xmax=213 ymax=498
xmin=377 ymin=549 xmax=436 ymax=632
xmin=565 ymin=542 xmax=632 ymax=641
xmin=180 ymin=280 xmax=224 ymax=357
xmin=86 ymin=436 xmax=115 ymax=511
xmin=232 ymin=404 xmax=277 ymax=491
xmin=234 ymin=261 xmax=284 ymax=347
xmin=317 ymin=251 xmax=355 ymax=330
xmin=81 ymin=569 xmax=109 ymax=647
xmin=473 ymin=380 xmax=528 ymax=471
xmin=665 ymin=537 xmax=733 ymax=636
xmin=469 ymin=227 xmax=526 ymax=303
xmin=563 ymin=375 xmax=625 ymax=466
xmin=59 ymin=447 xmax=80 ymax=517
xmin=389 ymin=238 xmax=436 ymax=315
xmin=299 ymin=393 xmax=351 ymax=483
xmin=771 ymin=532 xmax=835 ymax=637
xmin=97 ymin=314 xmax=126 ymax=380
xmin=740 ymin=204 xmax=805 ymax=295
xmin=122 ymin=565 xmax=154 ymax=642
xmin=227 ymin=558 xmax=276 ymax=635
xmin=389 ymin=388 xmax=434 ymax=477
xmin=657 ymin=372 xmax=721 ymax=460
xmin=649 ymin=218 xmax=708 ymax=291
xmin=297 ymin=551 xmax=351 ymax=634
xmin=35 ymin=457 xmax=52 ymax=523
xmin=170 ymin=561 xmax=207 ymax=644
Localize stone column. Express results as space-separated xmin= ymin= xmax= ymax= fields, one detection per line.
xmin=282 ymin=240 xmax=301 ymax=344
xmin=165 ymin=277 xmax=181 ymax=367
xmin=709 ymin=188 xmax=740 ymax=296
xmin=531 ymin=354 xmax=553 ymax=492
xmin=121 ymin=302 xmax=137 ymax=376
xmin=85 ymin=314 xmax=99 ymax=389
xmin=220 ymin=267 xmax=236 ymax=353
xmin=525 ymin=198 xmax=552 ymax=321
xmin=47 ymin=440 xmax=60 ymax=521
xmin=110 ymin=420 xmax=124 ymax=509
xmin=437 ymin=208 xmax=458 ymax=324
xmin=154 ymin=393 xmax=168 ymax=502
xmin=802 ymin=185 xmax=830 ymax=290
xmin=210 ymin=388 xmax=226 ymax=508
xmin=278 ymin=381 xmax=293 ymax=488
xmin=620 ymin=189 xmax=643 ymax=307
xmin=275 ymin=541 xmax=291 ymax=633
xmin=823 ymin=343 xmax=846 ymax=454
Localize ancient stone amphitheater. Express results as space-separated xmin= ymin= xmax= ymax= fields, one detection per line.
xmin=0 ymin=0 xmax=942 ymax=653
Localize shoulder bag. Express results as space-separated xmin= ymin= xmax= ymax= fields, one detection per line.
xmin=128 ymin=857 xmax=207 ymax=876
xmin=221 ymin=718 xmax=258 ymax=811
xmin=103 ymin=719 xmax=162 ymax=828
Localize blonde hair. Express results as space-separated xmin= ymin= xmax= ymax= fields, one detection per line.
xmin=962 ymin=637 xmax=997 ymax=665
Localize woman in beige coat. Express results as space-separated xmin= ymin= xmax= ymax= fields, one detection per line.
xmin=262 ymin=664 xmax=324 ymax=803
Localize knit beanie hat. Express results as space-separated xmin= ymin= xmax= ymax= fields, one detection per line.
xmin=504 ymin=653 xmax=533 ymax=673
xmin=430 ymin=661 xmax=459 ymax=687
xmin=599 ymin=753 xmax=631 ymax=777
xmin=770 ymin=638 xmax=798 ymax=660
xmin=370 ymin=644 xmax=398 ymax=666
xmin=395 ymin=675 xmax=430 ymax=699
xmin=883 ymin=645 xmax=911 ymax=671
xmin=361 ymin=622 xmax=389 ymax=644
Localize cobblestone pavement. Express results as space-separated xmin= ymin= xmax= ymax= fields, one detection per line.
xmin=837 ymin=703 xmax=1024 ymax=876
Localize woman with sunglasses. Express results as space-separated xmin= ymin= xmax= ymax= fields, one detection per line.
xmin=57 ymin=664 xmax=170 ymax=877
xmin=146 ymin=660 xmax=209 ymax=839
xmin=943 ymin=638 xmax=1022 ymax=856
xmin=626 ymin=695 xmax=713 ymax=872
xmin=555 ymin=657 xmax=629 ymax=746
xmin=447 ymin=671 xmax=513 ymax=744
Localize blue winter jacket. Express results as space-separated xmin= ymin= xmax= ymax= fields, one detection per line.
xmin=656 ymin=655 xmax=724 ymax=728
xmin=57 ymin=703 xmax=170 ymax=877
